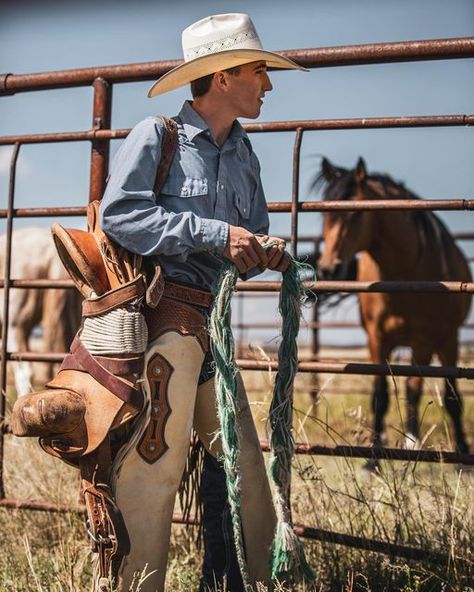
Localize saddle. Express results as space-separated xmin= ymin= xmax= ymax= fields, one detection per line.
xmin=11 ymin=116 xmax=178 ymax=590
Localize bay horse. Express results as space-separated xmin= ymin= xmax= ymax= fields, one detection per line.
xmin=315 ymin=157 xmax=471 ymax=461
xmin=0 ymin=227 xmax=82 ymax=395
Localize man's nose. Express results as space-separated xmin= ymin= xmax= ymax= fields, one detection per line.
xmin=263 ymin=72 xmax=273 ymax=92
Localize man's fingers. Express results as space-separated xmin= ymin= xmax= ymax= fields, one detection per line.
xmin=275 ymin=252 xmax=291 ymax=272
xmin=267 ymin=248 xmax=284 ymax=269
xmin=251 ymin=238 xmax=268 ymax=267
xmin=234 ymin=257 xmax=247 ymax=274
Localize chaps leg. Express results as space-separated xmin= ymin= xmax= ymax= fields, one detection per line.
xmin=194 ymin=373 xmax=276 ymax=589
xmin=113 ymin=331 xmax=205 ymax=592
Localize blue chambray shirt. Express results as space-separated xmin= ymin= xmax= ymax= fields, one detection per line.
xmin=100 ymin=101 xmax=269 ymax=290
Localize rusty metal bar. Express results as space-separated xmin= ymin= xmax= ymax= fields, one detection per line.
xmin=0 ymin=498 xmax=457 ymax=564
xmin=0 ymin=206 xmax=87 ymax=218
xmin=260 ymin=441 xmax=474 ymax=465
xmin=235 ymin=321 xmax=474 ymax=330
xmin=0 ymin=143 xmax=20 ymax=500
xmin=2 ymin=37 xmax=473 ymax=95
xmin=0 ymin=279 xmax=75 ymax=288
xmin=291 ymin=128 xmax=303 ymax=257
xmin=2 ymin=350 xmax=473 ymax=380
xmin=89 ymin=78 xmax=112 ymax=203
xmin=233 ymin=321 xmax=361 ymax=329
xmin=2 ymin=114 xmax=474 ymax=146
xmin=236 ymin=359 xmax=474 ymax=379
xmin=2 ymin=278 xmax=474 ymax=294
xmin=238 ymin=280 xmax=474 ymax=293
xmin=266 ymin=199 xmax=474 ymax=212
xmin=245 ymin=113 xmax=474 ymax=132
xmin=2 ymin=199 xmax=474 ymax=219
xmin=293 ymin=525 xmax=451 ymax=565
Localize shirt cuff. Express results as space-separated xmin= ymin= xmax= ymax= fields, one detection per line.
xmin=200 ymin=218 xmax=229 ymax=254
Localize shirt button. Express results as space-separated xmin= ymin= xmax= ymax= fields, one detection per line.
xmin=220 ymin=183 xmax=224 ymax=190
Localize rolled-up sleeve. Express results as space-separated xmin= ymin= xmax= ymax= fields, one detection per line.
xmin=100 ymin=117 xmax=228 ymax=259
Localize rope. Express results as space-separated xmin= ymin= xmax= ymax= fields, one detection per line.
xmin=268 ymin=260 xmax=316 ymax=585
xmin=80 ymin=306 xmax=148 ymax=355
xmin=210 ymin=251 xmax=316 ymax=590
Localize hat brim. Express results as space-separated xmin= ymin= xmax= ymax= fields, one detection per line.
xmin=148 ymin=49 xmax=308 ymax=97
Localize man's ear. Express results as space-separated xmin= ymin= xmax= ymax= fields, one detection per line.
xmin=213 ymin=70 xmax=228 ymax=92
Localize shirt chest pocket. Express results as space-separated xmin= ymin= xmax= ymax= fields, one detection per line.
xmin=161 ymin=176 xmax=208 ymax=198
xmin=232 ymin=190 xmax=251 ymax=223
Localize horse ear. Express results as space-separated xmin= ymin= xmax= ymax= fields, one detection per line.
xmin=355 ymin=157 xmax=367 ymax=184
xmin=322 ymin=157 xmax=335 ymax=180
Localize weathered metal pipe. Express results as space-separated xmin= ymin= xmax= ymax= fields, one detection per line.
xmin=236 ymin=359 xmax=474 ymax=379
xmin=1 ymin=114 xmax=473 ymax=145
xmin=2 ymin=37 xmax=473 ymax=95
xmin=1 ymin=278 xmax=473 ymax=293
xmin=89 ymin=78 xmax=112 ymax=203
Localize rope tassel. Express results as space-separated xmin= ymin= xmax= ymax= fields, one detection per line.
xmin=268 ymin=259 xmax=316 ymax=586
xmin=210 ymin=251 xmax=316 ymax=590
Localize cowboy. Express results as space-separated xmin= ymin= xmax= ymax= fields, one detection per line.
xmin=100 ymin=13 xmax=306 ymax=592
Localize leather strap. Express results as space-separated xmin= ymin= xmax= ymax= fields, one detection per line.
xmin=163 ymin=281 xmax=213 ymax=309
xmin=63 ymin=337 xmax=144 ymax=410
xmin=154 ymin=116 xmax=178 ymax=195
xmin=61 ymin=352 xmax=143 ymax=376
xmin=80 ymin=441 xmax=131 ymax=588
xmin=82 ymin=275 xmax=147 ymax=317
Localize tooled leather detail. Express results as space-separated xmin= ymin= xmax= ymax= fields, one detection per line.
xmin=145 ymin=297 xmax=209 ymax=354
xmin=163 ymin=281 xmax=213 ymax=309
xmin=137 ymin=353 xmax=173 ymax=464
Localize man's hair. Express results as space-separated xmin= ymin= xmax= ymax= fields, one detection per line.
xmin=190 ymin=65 xmax=242 ymax=98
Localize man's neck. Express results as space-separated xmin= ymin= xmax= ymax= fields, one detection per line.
xmin=191 ymin=99 xmax=236 ymax=147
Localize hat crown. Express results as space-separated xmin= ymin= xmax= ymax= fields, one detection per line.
xmin=182 ymin=13 xmax=263 ymax=62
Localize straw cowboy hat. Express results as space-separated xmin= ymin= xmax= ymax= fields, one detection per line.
xmin=148 ymin=13 xmax=307 ymax=97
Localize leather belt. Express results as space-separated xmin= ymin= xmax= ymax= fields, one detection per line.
xmin=163 ymin=281 xmax=213 ymax=309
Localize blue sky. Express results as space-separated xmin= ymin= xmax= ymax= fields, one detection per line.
xmin=1 ymin=0 xmax=473 ymax=346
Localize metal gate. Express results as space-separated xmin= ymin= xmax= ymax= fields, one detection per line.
xmin=1 ymin=36 xmax=474 ymax=564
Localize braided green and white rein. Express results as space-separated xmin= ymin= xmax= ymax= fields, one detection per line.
xmin=210 ymin=253 xmax=316 ymax=590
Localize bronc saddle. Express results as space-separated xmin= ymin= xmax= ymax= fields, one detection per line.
xmin=11 ymin=116 xmax=178 ymax=591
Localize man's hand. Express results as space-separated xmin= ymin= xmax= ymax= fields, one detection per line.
xmin=223 ymin=225 xmax=268 ymax=273
xmin=256 ymin=235 xmax=291 ymax=272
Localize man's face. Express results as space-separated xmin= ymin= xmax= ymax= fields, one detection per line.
xmin=224 ymin=61 xmax=273 ymax=119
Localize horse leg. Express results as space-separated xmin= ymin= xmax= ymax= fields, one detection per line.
xmin=438 ymin=338 xmax=469 ymax=455
xmin=9 ymin=290 xmax=39 ymax=396
xmin=309 ymin=298 xmax=320 ymax=406
xmin=364 ymin=334 xmax=391 ymax=472
xmin=404 ymin=346 xmax=433 ymax=449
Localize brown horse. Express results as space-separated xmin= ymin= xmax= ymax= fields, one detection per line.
xmin=0 ymin=228 xmax=82 ymax=395
xmin=315 ymin=157 xmax=471 ymax=461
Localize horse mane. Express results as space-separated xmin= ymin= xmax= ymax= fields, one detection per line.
xmin=314 ymin=162 xmax=458 ymax=275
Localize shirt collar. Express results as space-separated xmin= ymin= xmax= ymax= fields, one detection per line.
xmin=178 ymin=101 xmax=251 ymax=151
xmin=178 ymin=101 xmax=209 ymax=141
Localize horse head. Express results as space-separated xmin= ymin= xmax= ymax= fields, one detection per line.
xmin=316 ymin=157 xmax=374 ymax=280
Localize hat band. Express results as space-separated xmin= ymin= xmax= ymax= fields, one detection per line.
xmin=184 ymin=27 xmax=260 ymax=61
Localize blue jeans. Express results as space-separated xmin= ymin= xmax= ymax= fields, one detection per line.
xmin=199 ymin=450 xmax=244 ymax=592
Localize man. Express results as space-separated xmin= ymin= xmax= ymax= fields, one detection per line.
xmin=100 ymin=13 xmax=306 ymax=592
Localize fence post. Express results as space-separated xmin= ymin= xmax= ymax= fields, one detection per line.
xmin=0 ymin=143 xmax=21 ymax=499
xmin=89 ymin=77 xmax=112 ymax=204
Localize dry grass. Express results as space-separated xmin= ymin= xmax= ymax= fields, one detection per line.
xmin=1 ymin=347 xmax=473 ymax=591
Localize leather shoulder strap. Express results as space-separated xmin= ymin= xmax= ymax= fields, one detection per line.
xmin=153 ymin=116 xmax=178 ymax=196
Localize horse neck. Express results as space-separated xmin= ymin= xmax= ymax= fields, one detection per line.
xmin=363 ymin=182 xmax=422 ymax=279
